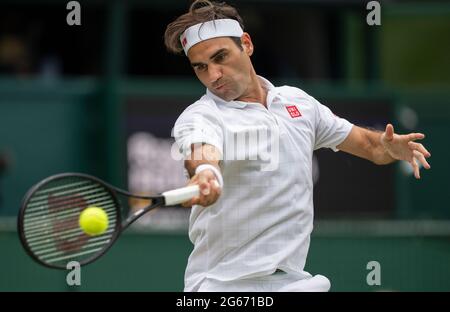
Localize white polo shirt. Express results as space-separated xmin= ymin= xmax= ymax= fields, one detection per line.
xmin=174 ymin=76 xmax=353 ymax=291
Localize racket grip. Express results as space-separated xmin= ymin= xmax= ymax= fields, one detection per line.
xmin=162 ymin=185 xmax=200 ymax=205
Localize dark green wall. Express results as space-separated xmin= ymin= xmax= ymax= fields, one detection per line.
xmin=0 ymin=229 xmax=191 ymax=291
xmin=0 ymin=79 xmax=104 ymax=216
xmin=381 ymin=6 xmax=450 ymax=88
xmin=395 ymin=98 xmax=450 ymax=219
xmin=2 ymin=224 xmax=450 ymax=292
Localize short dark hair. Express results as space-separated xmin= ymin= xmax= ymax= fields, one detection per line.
xmin=164 ymin=0 xmax=245 ymax=54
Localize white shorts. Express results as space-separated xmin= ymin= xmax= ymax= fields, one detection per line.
xmin=197 ymin=271 xmax=331 ymax=292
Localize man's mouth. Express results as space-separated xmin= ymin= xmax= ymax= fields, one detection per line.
xmin=214 ymin=82 xmax=227 ymax=90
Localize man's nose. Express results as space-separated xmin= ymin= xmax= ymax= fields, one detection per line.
xmin=208 ymin=64 xmax=222 ymax=83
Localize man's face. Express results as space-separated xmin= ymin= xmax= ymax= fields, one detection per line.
xmin=187 ymin=35 xmax=254 ymax=102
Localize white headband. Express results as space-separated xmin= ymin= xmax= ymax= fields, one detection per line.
xmin=180 ymin=19 xmax=243 ymax=55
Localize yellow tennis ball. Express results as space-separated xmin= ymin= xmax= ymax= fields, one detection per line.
xmin=79 ymin=206 xmax=109 ymax=236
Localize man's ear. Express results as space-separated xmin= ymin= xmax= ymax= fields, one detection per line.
xmin=241 ymin=33 xmax=254 ymax=56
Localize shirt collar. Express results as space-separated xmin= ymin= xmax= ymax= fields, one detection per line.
xmin=206 ymin=75 xmax=277 ymax=109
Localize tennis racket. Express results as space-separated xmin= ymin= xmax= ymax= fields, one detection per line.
xmin=18 ymin=172 xmax=199 ymax=269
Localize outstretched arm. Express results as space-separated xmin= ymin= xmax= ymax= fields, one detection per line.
xmin=337 ymin=124 xmax=431 ymax=179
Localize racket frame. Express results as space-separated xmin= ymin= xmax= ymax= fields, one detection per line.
xmin=17 ymin=172 xmax=165 ymax=269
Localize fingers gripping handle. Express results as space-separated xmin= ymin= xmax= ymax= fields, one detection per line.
xmin=162 ymin=185 xmax=200 ymax=205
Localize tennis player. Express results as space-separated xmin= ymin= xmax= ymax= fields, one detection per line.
xmin=164 ymin=0 xmax=431 ymax=292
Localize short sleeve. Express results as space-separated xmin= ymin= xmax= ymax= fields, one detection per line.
xmin=312 ymin=96 xmax=353 ymax=152
xmin=173 ymin=103 xmax=224 ymax=157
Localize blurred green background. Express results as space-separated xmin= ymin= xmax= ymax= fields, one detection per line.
xmin=0 ymin=0 xmax=449 ymax=291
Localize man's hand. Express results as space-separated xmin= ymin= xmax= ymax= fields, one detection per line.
xmin=182 ymin=169 xmax=222 ymax=207
xmin=181 ymin=143 xmax=222 ymax=207
xmin=381 ymin=124 xmax=431 ymax=179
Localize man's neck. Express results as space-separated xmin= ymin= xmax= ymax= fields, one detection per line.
xmin=236 ymin=73 xmax=268 ymax=107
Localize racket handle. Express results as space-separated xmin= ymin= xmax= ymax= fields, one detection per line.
xmin=162 ymin=185 xmax=200 ymax=205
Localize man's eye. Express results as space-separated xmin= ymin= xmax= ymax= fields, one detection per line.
xmin=215 ymin=53 xmax=226 ymax=62
xmin=195 ymin=64 xmax=207 ymax=71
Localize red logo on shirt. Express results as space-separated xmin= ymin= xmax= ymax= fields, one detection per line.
xmin=286 ymin=105 xmax=301 ymax=118
xmin=182 ymin=37 xmax=187 ymax=47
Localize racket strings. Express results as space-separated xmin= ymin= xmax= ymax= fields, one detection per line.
xmin=26 ymin=187 xmax=112 ymax=211
xmin=24 ymin=199 xmax=116 ymax=228
xmin=21 ymin=176 xmax=119 ymax=268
